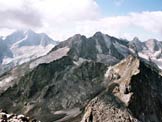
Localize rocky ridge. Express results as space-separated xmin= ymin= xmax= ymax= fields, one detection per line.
xmin=0 ymin=32 xmax=162 ymax=122
xmin=0 ymin=110 xmax=40 ymax=122
xmin=129 ymin=37 xmax=162 ymax=69
xmin=81 ymin=55 xmax=162 ymax=122
xmin=0 ymin=29 xmax=58 ymax=76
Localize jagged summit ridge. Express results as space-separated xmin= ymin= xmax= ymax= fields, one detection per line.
xmin=81 ymin=55 xmax=162 ymax=122
xmin=1 ymin=54 xmax=162 ymax=122
xmin=0 ymin=29 xmax=59 ymax=75
xmin=0 ymin=31 xmax=162 ymax=122
xmin=52 ymin=32 xmax=131 ymax=65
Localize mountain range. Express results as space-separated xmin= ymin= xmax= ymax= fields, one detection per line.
xmin=0 ymin=31 xmax=162 ymax=122
xmin=129 ymin=37 xmax=162 ymax=69
xmin=0 ymin=30 xmax=58 ymax=75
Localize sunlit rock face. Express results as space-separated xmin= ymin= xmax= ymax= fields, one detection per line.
xmin=0 ymin=32 xmax=162 ymax=122
xmin=81 ymin=56 xmax=162 ymax=122
xmin=129 ymin=38 xmax=162 ymax=69
xmin=0 ymin=29 xmax=59 ymax=75
xmin=52 ymin=32 xmax=132 ymax=65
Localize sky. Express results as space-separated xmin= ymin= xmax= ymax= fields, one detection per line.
xmin=0 ymin=0 xmax=162 ymax=41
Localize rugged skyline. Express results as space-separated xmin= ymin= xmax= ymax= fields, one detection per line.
xmin=1 ymin=30 xmax=162 ymax=122
xmin=1 ymin=1 xmax=162 ymax=122
xmin=0 ymin=0 xmax=162 ymax=41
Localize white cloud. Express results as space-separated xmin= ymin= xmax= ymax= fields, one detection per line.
xmin=0 ymin=0 xmax=42 ymax=29
xmin=33 ymin=0 xmax=99 ymax=21
xmin=0 ymin=0 xmax=23 ymax=10
xmin=0 ymin=0 xmax=162 ymax=41
xmin=0 ymin=0 xmax=100 ymax=39
xmin=46 ymin=10 xmax=162 ymax=41
xmin=130 ymin=11 xmax=162 ymax=34
xmin=32 ymin=0 xmax=100 ymax=40
xmin=74 ymin=11 xmax=162 ymax=41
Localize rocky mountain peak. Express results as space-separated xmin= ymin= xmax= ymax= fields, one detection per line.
xmin=81 ymin=55 xmax=162 ymax=122
xmin=146 ymin=38 xmax=158 ymax=42
xmin=70 ymin=34 xmax=82 ymax=40
xmin=132 ymin=36 xmax=140 ymax=41
xmin=1 ymin=32 xmax=162 ymax=122
xmin=52 ymin=32 xmax=131 ymax=65
xmin=129 ymin=37 xmax=144 ymax=52
xmin=93 ymin=31 xmax=104 ymax=37
xmin=145 ymin=39 xmax=161 ymax=52
xmin=23 ymin=29 xmax=35 ymax=35
xmin=0 ymin=29 xmax=58 ymax=76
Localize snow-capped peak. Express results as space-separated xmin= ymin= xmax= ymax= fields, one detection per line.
xmin=0 ymin=29 xmax=59 ymax=74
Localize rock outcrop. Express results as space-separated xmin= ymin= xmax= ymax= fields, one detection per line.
xmin=81 ymin=56 xmax=162 ymax=122
xmin=1 ymin=32 xmax=162 ymax=122
xmin=1 ymin=54 xmax=162 ymax=122
xmin=52 ymin=32 xmax=132 ymax=65
xmin=0 ymin=29 xmax=58 ymax=76
xmin=0 ymin=110 xmax=40 ymax=122
xmin=0 ymin=56 xmax=107 ymax=122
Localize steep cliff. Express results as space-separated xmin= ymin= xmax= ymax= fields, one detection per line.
xmin=81 ymin=56 xmax=162 ymax=122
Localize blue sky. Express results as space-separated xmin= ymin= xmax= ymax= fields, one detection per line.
xmin=91 ymin=0 xmax=162 ymax=41
xmin=97 ymin=0 xmax=162 ymax=16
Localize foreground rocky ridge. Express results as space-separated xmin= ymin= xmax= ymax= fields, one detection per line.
xmin=1 ymin=55 xmax=162 ymax=122
xmin=0 ymin=32 xmax=130 ymax=96
xmin=0 ymin=110 xmax=40 ymax=122
xmin=0 ymin=56 xmax=108 ymax=122
xmin=0 ymin=32 xmax=162 ymax=122
xmin=81 ymin=56 xmax=162 ymax=122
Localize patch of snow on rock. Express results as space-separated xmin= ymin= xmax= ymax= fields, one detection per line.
xmin=30 ymin=47 xmax=70 ymax=69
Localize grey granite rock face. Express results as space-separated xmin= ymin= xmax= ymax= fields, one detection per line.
xmin=52 ymin=32 xmax=131 ymax=65
xmin=1 ymin=32 xmax=162 ymax=122
xmin=81 ymin=56 xmax=162 ymax=122
xmin=0 ymin=38 xmax=13 ymax=64
xmin=0 ymin=110 xmax=40 ymax=122
xmin=81 ymin=92 xmax=139 ymax=122
xmin=128 ymin=60 xmax=162 ymax=122
xmin=0 ymin=56 xmax=108 ymax=122
xmin=1 ymin=54 xmax=162 ymax=122
xmin=0 ymin=30 xmax=59 ymax=76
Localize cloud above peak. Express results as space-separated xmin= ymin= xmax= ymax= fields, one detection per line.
xmin=0 ymin=8 xmax=42 ymax=29
xmin=0 ymin=0 xmax=42 ymax=29
xmin=0 ymin=0 xmax=161 ymax=41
